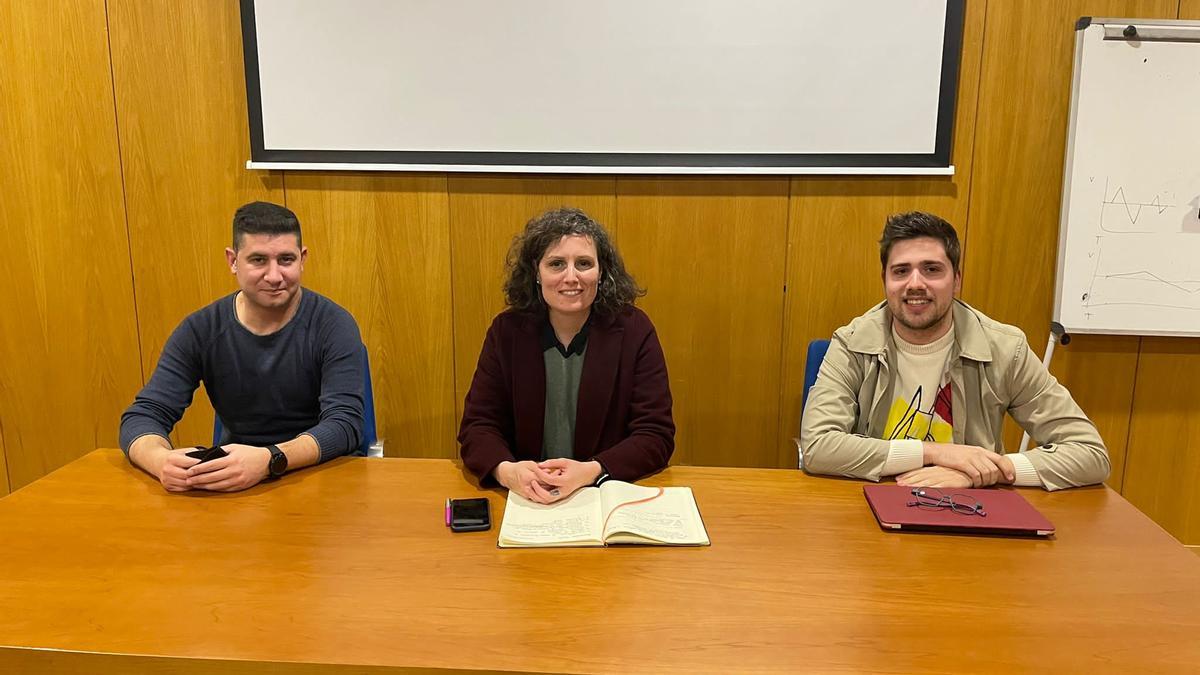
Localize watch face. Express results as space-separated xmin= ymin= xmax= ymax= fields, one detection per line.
xmin=269 ymin=449 xmax=288 ymax=476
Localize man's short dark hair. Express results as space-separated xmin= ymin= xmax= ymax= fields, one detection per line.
xmin=879 ymin=211 xmax=961 ymax=273
xmin=232 ymin=201 xmax=302 ymax=250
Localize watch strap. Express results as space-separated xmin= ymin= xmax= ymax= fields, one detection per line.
xmin=266 ymin=444 xmax=287 ymax=478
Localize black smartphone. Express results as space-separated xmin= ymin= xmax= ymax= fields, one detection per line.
xmin=185 ymin=445 xmax=228 ymax=464
xmin=450 ymin=498 xmax=491 ymax=532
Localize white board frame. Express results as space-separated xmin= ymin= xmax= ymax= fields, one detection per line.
xmin=240 ymin=0 xmax=966 ymax=175
xmin=1053 ymin=17 xmax=1200 ymax=337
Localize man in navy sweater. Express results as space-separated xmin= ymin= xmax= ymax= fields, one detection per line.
xmin=120 ymin=202 xmax=364 ymax=493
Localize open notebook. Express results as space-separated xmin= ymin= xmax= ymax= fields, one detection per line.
xmin=498 ymin=480 xmax=711 ymax=548
xmin=864 ymin=485 xmax=1056 ymax=537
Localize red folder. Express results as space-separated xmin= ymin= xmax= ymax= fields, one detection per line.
xmin=863 ymin=485 xmax=1055 ymax=537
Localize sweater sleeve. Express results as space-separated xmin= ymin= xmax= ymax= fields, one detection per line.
xmin=304 ymin=306 xmax=365 ymax=462
xmin=119 ymin=320 xmax=204 ymax=455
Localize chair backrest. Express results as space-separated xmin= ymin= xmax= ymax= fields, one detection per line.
xmin=797 ymin=338 xmax=831 ymax=471
xmin=360 ymin=346 xmax=378 ymax=456
xmin=802 ymin=339 xmax=831 ymax=414
xmin=213 ymin=343 xmax=377 ymax=456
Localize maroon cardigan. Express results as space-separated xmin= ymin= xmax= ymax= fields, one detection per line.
xmin=458 ymin=306 xmax=675 ymax=485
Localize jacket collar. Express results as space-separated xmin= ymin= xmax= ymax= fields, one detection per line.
xmin=840 ymin=299 xmax=994 ymax=363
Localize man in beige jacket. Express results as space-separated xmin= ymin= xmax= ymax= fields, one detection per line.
xmin=799 ymin=212 xmax=1109 ymax=491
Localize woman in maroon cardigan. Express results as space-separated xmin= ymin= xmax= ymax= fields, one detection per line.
xmin=458 ymin=208 xmax=674 ymax=504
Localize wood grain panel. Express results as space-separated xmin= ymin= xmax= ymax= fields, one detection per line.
xmin=1122 ymin=337 xmax=1200 ymax=545
xmin=1183 ymin=0 xmax=1200 ymax=19
xmin=777 ymin=0 xmax=987 ymax=467
xmin=447 ymin=176 xmax=617 ymax=425
xmin=963 ymin=0 xmax=1177 ymax=457
xmin=284 ymin=174 xmax=455 ymax=459
xmin=0 ymin=650 xmax=503 ymax=675
xmin=0 ymin=433 xmax=7 ymax=496
xmin=1048 ymin=334 xmax=1140 ymax=491
xmin=109 ymin=0 xmax=283 ymax=448
xmin=0 ymin=0 xmax=143 ymax=488
xmin=617 ymin=178 xmax=790 ymax=468
xmin=963 ymin=0 xmax=1178 ymax=335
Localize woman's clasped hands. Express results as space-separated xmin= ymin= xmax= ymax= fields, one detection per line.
xmin=494 ymin=458 xmax=603 ymax=504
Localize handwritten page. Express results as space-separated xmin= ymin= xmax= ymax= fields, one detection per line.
xmin=601 ymin=484 xmax=710 ymax=546
xmin=498 ymin=481 xmax=709 ymax=547
xmin=498 ymin=489 xmax=603 ymax=547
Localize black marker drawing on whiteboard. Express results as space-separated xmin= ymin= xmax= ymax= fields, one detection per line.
xmin=1100 ymin=270 xmax=1200 ymax=295
xmin=1080 ymin=225 xmax=1200 ymax=313
xmin=1081 ymin=237 xmax=1103 ymax=311
xmin=1099 ymin=177 xmax=1174 ymax=234
xmin=1082 ymin=244 xmax=1200 ymax=312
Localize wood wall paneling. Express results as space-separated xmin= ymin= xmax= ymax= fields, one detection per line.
xmin=0 ymin=432 xmax=7 ymax=496
xmin=285 ymin=174 xmax=456 ymax=458
xmin=446 ymin=177 xmax=617 ymax=427
xmin=1184 ymin=1 xmax=1200 ymax=19
xmin=778 ymin=0 xmax=987 ymax=467
xmin=963 ymin=0 xmax=1177 ymax=454
xmin=617 ymin=179 xmax=790 ymax=468
xmin=963 ymin=0 xmax=1179 ymax=334
xmin=108 ymin=0 xmax=283 ymax=448
xmin=1048 ymin=334 xmax=1140 ymax=492
xmin=1122 ymin=337 xmax=1200 ymax=545
xmin=0 ymin=0 xmax=143 ymax=488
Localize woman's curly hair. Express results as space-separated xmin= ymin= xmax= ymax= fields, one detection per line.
xmin=503 ymin=207 xmax=644 ymax=315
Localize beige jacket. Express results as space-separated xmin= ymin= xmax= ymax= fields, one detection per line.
xmin=800 ymin=300 xmax=1109 ymax=491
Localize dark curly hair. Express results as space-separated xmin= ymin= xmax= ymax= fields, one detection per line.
xmin=503 ymin=207 xmax=644 ymax=315
xmin=879 ymin=211 xmax=962 ymax=274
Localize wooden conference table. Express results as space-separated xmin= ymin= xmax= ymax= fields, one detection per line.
xmin=0 ymin=450 xmax=1198 ymax=674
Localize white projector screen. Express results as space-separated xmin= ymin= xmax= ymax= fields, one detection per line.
xmin=241 ymin=0 xmax=964 ymax=174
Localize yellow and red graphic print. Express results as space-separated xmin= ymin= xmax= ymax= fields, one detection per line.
xmin=884 ymin=382 xmax=953 ymax=443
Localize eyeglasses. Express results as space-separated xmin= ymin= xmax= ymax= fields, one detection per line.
xmin=906 ymin=487 xmax=986 ymax=517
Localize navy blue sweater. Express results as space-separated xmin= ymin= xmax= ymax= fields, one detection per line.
xmin=120 ymin=290 xmax=364 ymax=462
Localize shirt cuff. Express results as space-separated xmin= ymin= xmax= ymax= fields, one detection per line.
xmin=121 ymin=431 xmax=172 ymax=457
xmin=882 ymin=439 xmax=924 ymax=476
xmin=1008 ymin=452 xmax=1043 ymax=487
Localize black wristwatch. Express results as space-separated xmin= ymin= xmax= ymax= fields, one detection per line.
xmin=266 ymin=444 xmax=288 ymax=478
xmin=593 ymin=470 xmax=612 ymax=487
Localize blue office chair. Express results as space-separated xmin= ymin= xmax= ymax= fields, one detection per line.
xmin=213 ymin=344 xmax=378 ymax=457
xmin=802 ymin=338 xmax=831 ymax=411
xmin=797 ymin=338 xmax=831 ymax=470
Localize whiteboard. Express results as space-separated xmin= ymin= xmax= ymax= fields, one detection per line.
xmin=240 ymin=0 xmax=964 ymax=174
xmin=1054 ymin=19 xmax=1200 ymax=336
